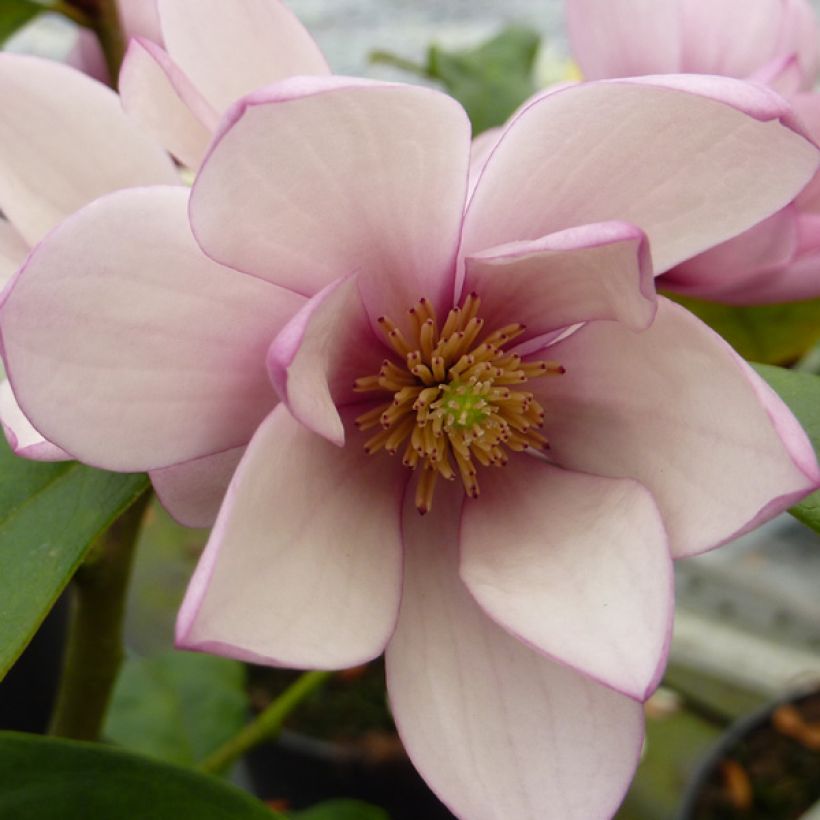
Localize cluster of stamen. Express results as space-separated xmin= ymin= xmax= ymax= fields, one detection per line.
xmin=353 ymin=294 xmax=565 ymax=514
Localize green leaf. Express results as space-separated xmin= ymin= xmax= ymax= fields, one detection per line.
xmin=291 ymin=800 xmax=390 ymax=820
xmin=0 ymin=732 xmax=282 ymax=819
xmin=105 ymin=650 xmax=248 ymax=767
xmin=0 ymin=435 xmax=149 ymax=679
xmin=752 ymin=363 xmax=820 ymax=533
xmin=0 ymin=0 xmax=42 ymax=45
xmin=372 ymin=25 xmax=541 ymax=135
xmin=669 ymin=295 xmax=820 ymax=365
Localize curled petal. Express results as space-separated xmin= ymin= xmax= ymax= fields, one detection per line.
xmin=176 ymin=405 xmax=405 ymax=669
xmin=464 ymin=221 xmax=656 ymax=338
xmin=532 ymin=298 xmax=820 ymax=558
xmin=386 ymin=480 xmax=644 ymax=820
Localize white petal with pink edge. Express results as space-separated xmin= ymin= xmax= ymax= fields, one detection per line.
xmin=267 ymin=276 xmax=378 ymax=446
xmin=1 ymin=187 xmax=304 ymax=472
xmin=157 ymin=0 xmax=329 ymax=113
xmin=464 ymin=221 xmax=656 ymax=340
xmin=462 ymin=78 xmax=817 ymax=281
xmin=190 ymin=77 xmax=470 ymax=323
xmin=120 ymin=38 xmax=218 ymax=170
xmin=0 ymin=55 xmax=178 ymax=246
xmin=461 ymin=458 xmax=672 ymax=701
xmin=531 ymin=298 xmax=820 ymax=559
xmin=150 ymin=446 xmax=245 ymax=529
xmin=386 ymin=480 xmax=644 ymax=820
xmin=176 ymin=405 xmax=405 ymax=669
xmin=0 ymin=380 xmax=69 ymax=462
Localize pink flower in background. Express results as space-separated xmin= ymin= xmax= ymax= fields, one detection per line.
xmin=118 ymin=0 xmax=330 ymax=169
xmin=3 ymin=72 xmax=818 ymax=817
xmin=566 ymin=0 xmax=820 ymax=304
xmin=0 ymin=54 xmax=177 ymax=461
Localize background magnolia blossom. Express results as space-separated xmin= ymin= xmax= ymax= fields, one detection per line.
xmin=566 ymin=0 xmax=820 ymax=304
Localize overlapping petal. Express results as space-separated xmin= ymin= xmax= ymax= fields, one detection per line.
xmin=176 ymin=405 xmax=405 ymax=669
xmin=0 ymin=221 xmax=28 ymax=290
xmin=150 ymin=447 xmax=245 ymax=528
xmin=386 ymin=480 xmax=644 ymax=820
xmin=0 ymin=55 xmax=178 ymax=245
xmin=1 ymin=187 xmax=303 ymax=471
xmin=267 ymin=276 xmax=377 ymax=446
xmin=464 ymin=221 xmax=656 ymax=339
xmin=0 ymin=380 xmax=69 ymax=462
xmin=157 ymin=0 xmax=330 ymax=113
xmin=462 ymin=79 xmax=817 ymax=283
xmin=532 ymin=298 xmax=820 ymax=558
xmin=190 ymin=77 xmax=471 ymax=323
xmin=120 ymin=38 xmax=218 ymax=170
xmin=460 ymin=459 xmax=672 ymax=700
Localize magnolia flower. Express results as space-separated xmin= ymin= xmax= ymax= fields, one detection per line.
xmin=0 ymin=53 xmax=177 ymax=460
xmin=118 ymin=0 xmax=330 ymax=170
xmin=566 ymin=0 xmax=820 ymax=304
xmin=3 ymin=71 xmax=819 ymax=817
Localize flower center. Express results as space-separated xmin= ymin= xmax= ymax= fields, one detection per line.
xmin=353 ymin=294 xmax=565 ymax=514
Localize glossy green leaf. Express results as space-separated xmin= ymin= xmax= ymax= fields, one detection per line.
xmin=670 ymin=295 xmax=820 ymax=365
xmin=0 ymin=435 xmax=149 ymax=679
xmin=0 ymin=732 xmax=282 ymax=819
xmin=752 ymin=363 xmax=820 ymax=533
xmin=0 ymin=0 xmax=42 ymax=45
xmin=105 ymin=650 xmax=248 ymax=767
xmin=372 ymin=25 xmax=541 ymax=135
xmin=292 ymin=800 xmax=389 ymax=820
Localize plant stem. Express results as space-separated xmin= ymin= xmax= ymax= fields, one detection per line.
xmin=49 ymin=489 xmax=152 ymax=741
xmin=199 ymin=670 xmax=333 ymax=775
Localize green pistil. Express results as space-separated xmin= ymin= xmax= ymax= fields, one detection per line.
xmin=439 ymin=381 xmax=489 ymax=430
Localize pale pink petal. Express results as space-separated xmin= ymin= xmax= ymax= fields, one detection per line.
xmin=469 ymin=126 xmax=501 ymax=195
xmin=532 ymin=298 xmax=820 ymax=559
xmin=0 ymin=221 xmax=29 ymax=290
xmin=176 ymin=405 xmax=405 ymax=668
xmin=679 ymin=0 xmax=792 ymax=78
xmin=118 ymin=0 xmax=162 ymax=43
xmin=386 ymin=480 xmax=644 ymax=820
xmin=191 ymin=78 xmax=470 ymax=323
xmin=662 ymin=206 xmax=799 ymax=299
xmin=150 ymin=447 xmax=245 ymax=528
xmin=749 ymin=54 xmax=804 ymax=96
xmin=464 ymin=222 xmax=656 ymax=340
xmin=462 ymin=79 xmax=817 ymax=282
xmin=0 ymin=55 xmax=178 ymax=246
xmin=565 ymin=0 xmax=682 ymax=79
xmin=1 ymin=187 xmax=304 ymax=472
xmin=120 ymin=39 xmax=218 ymax=170
xmin=66 ymin=28 xmax=109 ymax=84
xmin=267 ymin=276 xmax=378 ymax=446
xmin=0 ymin=379 xmax=70 ymax=462
xmin=157 ymin=0 xmax=329 ymax=113
xmin=461 ymin=459 xmax=672 ymax=701
xmin=773 ymin=0 xmax=819 ymax=87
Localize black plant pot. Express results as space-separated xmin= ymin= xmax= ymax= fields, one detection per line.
xmin=677 ymin=686 xmax=820 ymax=820
xmin=245 ymin=728 xmax=456 ymax=819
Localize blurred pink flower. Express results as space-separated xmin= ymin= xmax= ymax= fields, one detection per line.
xmin=566 ymin=0 xmax=820 ymax=304
xmin=3 ymin=73 xmax=818 ymax=817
